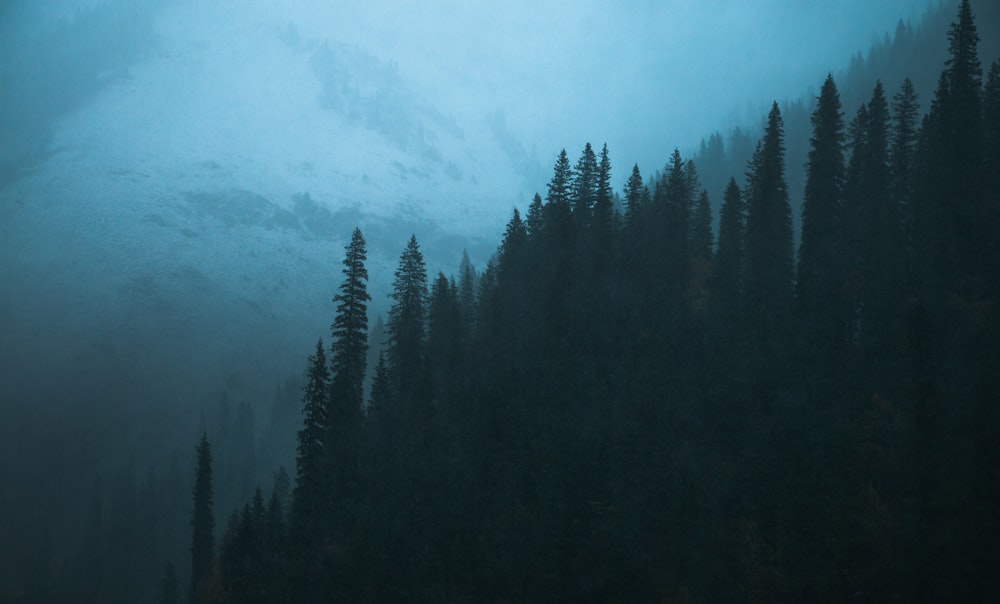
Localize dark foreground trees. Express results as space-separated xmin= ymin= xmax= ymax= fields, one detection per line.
xmin=199 ymin=2 xmax=998 ymax=601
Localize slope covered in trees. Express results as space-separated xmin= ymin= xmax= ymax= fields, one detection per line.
xmin=185 ymin=3 xmax=1000 ymax=600
xmin=10 ymin=1 xmax=1000 ymax=602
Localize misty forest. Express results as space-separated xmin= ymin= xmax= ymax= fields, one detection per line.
xmin=3 ymin=0 xmax=1000 ymax=602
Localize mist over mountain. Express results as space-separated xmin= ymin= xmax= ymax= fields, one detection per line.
xmin=2 ymin=0 xmax=998 ymax=601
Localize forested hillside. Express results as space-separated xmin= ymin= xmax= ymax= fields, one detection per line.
xmin=692 ymin=0 xmax=1000 ymax=236
xmin=189 ymin=2 xmax=998 ymax=601
xmin=9 ymin=1 xmax=999 ymax=602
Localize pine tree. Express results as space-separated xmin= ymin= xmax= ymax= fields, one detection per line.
xmin=797 ymin=74 xmax=846 ymax=330
xmin=664 ymin=149 xmax=691 ymax=241
xmin=857 ymin=81 xmax=900 ymax=345
xmin=324 ymin=230 xmax=371 ymax=598
xmin=457 ymin=249 xmax=478 ymax=336
xmin=500 ymin=208 xmax=528 ymax=275
xmin=708 ymin=178 xmax=745 ymax=324
xmin=387 ymin=235 xmax=428 ymax=402
xmin=189 ymin=433 xmax=214 ymax=604
xmin=917 ymin=0 xmax=984 ymax=293
xmin=546 ymin=149 xmax=573 ymax=208
xmin=744 ymin=102 xmax=794 ymax=338
xmin=329 ymin=228 xmax=370 ymax=430
xmin=526 ymin=193 xmax=545 ymax=238
xmin=691 ymin=189 xmax=713 ymax=261
xmin=593 ymin=143 xmax=614 ymax=236
xmin=571 ymin=142 xmax=598 ymax=218
xmin=366 ymin=352 xmax=391 ymax=426
xmin=624 ymin=164 xmax=646 ymax=223
xmin=291 ymin=340 xmax=329 ymax=532
xmin=890 ymin=77 xmax=920 ymax=277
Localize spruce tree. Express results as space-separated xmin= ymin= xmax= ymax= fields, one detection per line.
xmin=918 ymin=0 xmax=984 ymax=293
xmin=691 ymin=189 xmax=713 ymax=261
xmin=664 ymin=149 xmax=691 ymax=239
xmin=890 ymin=77 xmax=920 ymax=276
xmin=546 ymin=149 xmax=573 ymax=208
xmin=571 ymin=142 xmax=598 ymax=217
xmin=189 ymin=433 xmax=214 ymax=604
xmin=366 ymin=352 xmax=391 ymax=427
xmin=326 ymin=228 xmax=370 ymax=599
xmin=457 ymin=249 xmax=478 ymax=335
xmin=624 ymin=164 xmax=646 ymax=223
xmin=708 ymin=178 xmax=745 ymax=324
xmin=858 ymin=81 xmax=900 ymax=345
xmin=593 ymin=143 xmax=615 ymax=240
xmin=387 ymin=235 xmax=428 ymax=403
xmin=329 ymin=228 xmax=370 ymax=430
xmin=526 ymin=193 xmax=545 ymax=238
xmin=291 ymin=340 xmax=330 ymax=533
xmin=499 ymin=208 xmax=528 ymax=274
xmin=744 ymin=103 xmax=794 ymax=339
xmin=797 ymin=74 xmax=846 ymax=331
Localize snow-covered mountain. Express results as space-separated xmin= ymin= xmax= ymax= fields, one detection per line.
xmin=0 ymin=0 xmax=537 ymax=429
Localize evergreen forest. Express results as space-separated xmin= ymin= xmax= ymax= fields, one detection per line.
xmin=14 ymin=1 xmax=1000 ymax=602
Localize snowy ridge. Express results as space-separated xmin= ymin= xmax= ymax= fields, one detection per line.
xmin=0 ymin=1 xmax=532 ymax=405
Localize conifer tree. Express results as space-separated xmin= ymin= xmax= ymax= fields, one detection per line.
xmin=325 ymin=228 xmax=371 ymax=599
xmin=500 ymin=208 xmax=528 ymax=274
xmin=744 ymin=102 xmax=794 ymax=337
xmin=691 ymin=189 xmax=713 ymax=261
xmin=857 ymin=81 xmax=900 ymax=344
xmin=291 ymin=340 xmax=329 ymax=532
xmin=366 ymin=352 xmax=391 ymax=426
xmin=571 ymin=142 xmax=598 ymax=217
xmin=593 ymin=143 xmax=615 ymax=238
xmin=708 ymin=178 xmax=745 ymax=323
xmin=457 ymin=249 xmax=478 ymax=335
xmin=189 ymin=433 xmax=214 ymax=604
xmin=797 ymin=74 xmax=846 ymax=329
xmin=597 ymin=144 xmax=613 ymax=208
xmin=624 ymin=164 xmax=646 ymax=223
xmin=387 ymin=235 xmax=428 ymax=402
xmin=684 ymin=159 xmax=701 ymax=220
xmin=329 ymin=228 xmax=370 ymax=430
xmin=917 ymin=0 xmax=984 ymax=292
xmin=547 ymin=149 xmax=573 ymax=208
xmin=427 ymin=272 xmax=462 ymax=383
xmin=890 ymin=78 xmax=920 ymax=272
xmin=664 ymin=149 xmax=691 ymax=238
xmin=526 ymin=193 xmax=545 ymax=238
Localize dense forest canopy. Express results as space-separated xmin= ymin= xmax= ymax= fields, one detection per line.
xmin=3 ymin=1 xmax=1000 ymax=602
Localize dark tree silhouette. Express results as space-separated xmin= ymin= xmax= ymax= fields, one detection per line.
xmin=744 ymin=102 xmax=793 ymax=340
xmin=189 ymin=434 xmax=214 ymax=604
xmin=797 ymin=74 xmax=847 ymax=347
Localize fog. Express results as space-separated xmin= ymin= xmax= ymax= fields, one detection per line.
xmin=0 ymin=0 xmax=943 ymax=472
xmin=0 ymin=0 xmax=961 ymax=599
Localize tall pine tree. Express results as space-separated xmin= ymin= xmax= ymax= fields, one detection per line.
xmin=797 ymin=74 xmax=846 ymax=342
xmin=189 ymin=433 xmax=214 ymax=604
xmin=744 ymin=102 xmax=794 ymax=340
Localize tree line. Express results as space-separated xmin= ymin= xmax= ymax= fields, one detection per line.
xmin=173 ymin=2 xmax=1000 ymax=602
